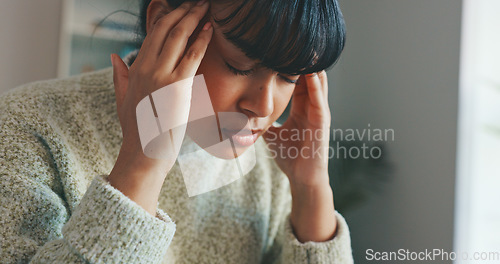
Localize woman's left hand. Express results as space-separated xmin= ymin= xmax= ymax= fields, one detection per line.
xmin=263 ymin=71 xmax=331 ymax=188
xmin=262 ymin=70 xmax=336 ymax=242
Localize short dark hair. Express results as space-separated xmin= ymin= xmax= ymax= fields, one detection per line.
xmin=138 ymin=0 xmax=346 ymax=75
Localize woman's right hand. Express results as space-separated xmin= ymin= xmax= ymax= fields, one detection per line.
xmin=108 ymin=0 xmax=213 ymax=215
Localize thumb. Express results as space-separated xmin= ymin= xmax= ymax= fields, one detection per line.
xmin=111 ymin=54 xmax=129 ymax=112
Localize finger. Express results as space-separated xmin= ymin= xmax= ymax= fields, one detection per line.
xmin=305 ymin=72 xmax=326 ymax=110
xmin=111 ymin=54 xmax=129 ymax=113
xmin=317 ymin=70 xmax=328 ymax=100
xmin=174 ymin=21 xmax=213 ymax=78
xmin=157 ymin=1 xmax=210 ymax=72
xmin=289 ymin=75 xmax=308 ymax=116
xmin=316 ymin=71 xmax=332 ymax=124
xmin=317 ymin=70 xmax=329 ymax=107
xmin=144 ymin=1 xmax=196 ymax=64
xmin=294 ymin=75 xmax=308 ymax=96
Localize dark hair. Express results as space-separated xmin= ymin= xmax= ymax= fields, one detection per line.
xmin=138 ymin=0 xmax=346 ymax=75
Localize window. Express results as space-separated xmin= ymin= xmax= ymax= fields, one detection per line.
xmin=455 ymin=0 xmax=500 ymax=262
xmin=58 ymin=0 xmax=139 ymax=77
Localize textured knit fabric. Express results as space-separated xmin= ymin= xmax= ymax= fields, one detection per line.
xmin=0 ymin=52 xmax=353 ymax=263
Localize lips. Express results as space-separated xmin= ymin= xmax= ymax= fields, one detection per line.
xmin=222 ymin=128 xmax=261 ymax=146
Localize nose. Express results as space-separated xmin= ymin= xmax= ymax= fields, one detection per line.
xmin=238 ymin=77 xmax=274 ymax=118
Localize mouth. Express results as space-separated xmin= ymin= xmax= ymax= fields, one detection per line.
xmin=221 ymin=128 xmax=262 ymax=147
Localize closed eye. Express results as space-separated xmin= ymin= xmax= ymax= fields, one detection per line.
xmin=278 ymin=74 xmax=299 ymax=84
xmin=225 ymin=60 xmax=299 ymax=85
xmin=225 ymin=61 xmax=253 ymax=76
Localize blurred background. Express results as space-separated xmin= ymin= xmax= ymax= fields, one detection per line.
xmin=1 ymin=0 xmax=498 ymax=263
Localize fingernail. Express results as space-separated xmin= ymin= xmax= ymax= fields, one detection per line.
xmin=197 ymin=0 xmax=207 ymax=6
xmin=110 ymin=54 xmax=114 ymax=67
xmin=202 ymin=21 xmax=212 ymax=30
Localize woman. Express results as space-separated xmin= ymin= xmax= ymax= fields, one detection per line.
xmin=0 ymin=0 xmax=352 ymax=263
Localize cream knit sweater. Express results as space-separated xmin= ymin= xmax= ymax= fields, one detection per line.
xmin=0 ymin=53 xmax=353 ymax=263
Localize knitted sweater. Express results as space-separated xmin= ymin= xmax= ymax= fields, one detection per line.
xmin=0 ymin=53 xmax=353 ymax=263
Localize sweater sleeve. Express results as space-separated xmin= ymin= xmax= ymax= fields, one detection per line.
xmin=0 ymin=110 xmax=176 ymax=263
xmin=280 ymin=210 xmax=354 ymax=263
xmin=269 ymin=201 xmax=354 ymax=263
xmin=260 ymin=158 xmax=354 ymax=263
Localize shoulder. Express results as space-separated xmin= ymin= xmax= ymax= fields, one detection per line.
xmin=0 ymin=67 xmax=116 ymax=133
xmin=0 ymin=67 xmax=120 ymax=173
xmin=0 ymin=68 xmax=118 ymax=207
xmin=0 ymin=67 xmax=114 ymax=118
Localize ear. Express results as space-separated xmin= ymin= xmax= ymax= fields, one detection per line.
xmin=146 ymin=0 xmax=174 ymax=35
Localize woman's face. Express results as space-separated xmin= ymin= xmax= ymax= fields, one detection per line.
xmin=148 ymin=1 xmax=299 ymax=158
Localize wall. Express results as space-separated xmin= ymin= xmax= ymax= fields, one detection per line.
xmin=0 ymin=0 xmax=62 ymax=95
xmin=327 ymin=0 xmax=462 ymax=262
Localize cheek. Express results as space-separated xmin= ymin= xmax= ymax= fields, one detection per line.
xmin=205 ymin=76 xmax=238 ymax=112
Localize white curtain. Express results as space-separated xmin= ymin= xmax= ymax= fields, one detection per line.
xmin=455 ymin=0 xmax=500 ymax=263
